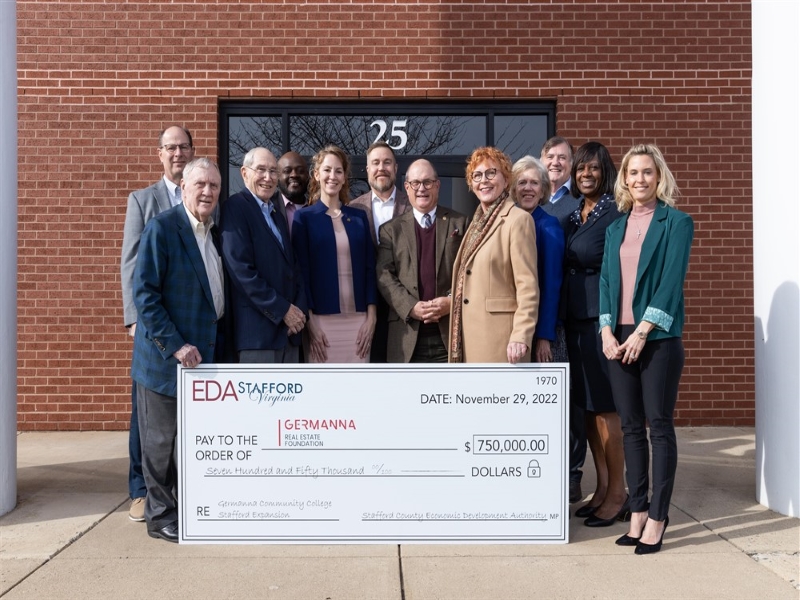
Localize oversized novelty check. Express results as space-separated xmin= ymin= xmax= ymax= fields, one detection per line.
xmin=177 ymin=364 xmax=568 ymax=544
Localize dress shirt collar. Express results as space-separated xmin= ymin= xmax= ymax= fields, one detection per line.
xmin=412 ymin=206 xmax=437 ymax=227
xmin=550 ymin=179 xmax=572 ymax=203
xmin=183 ymin=204 xmax=214 ymax=233
xmin=371 ymin=187 xmax=397 ymax=207
xmin=163 ymin=176 xmax=182 ymax=206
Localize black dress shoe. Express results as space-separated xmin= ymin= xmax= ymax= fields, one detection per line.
xmin=584 ymin=497 xmax=631 ymax=527
xmin=148 ymin=522 xmax=179 ymax=543
xmin=569 ymin=481 xmax=583 ymax=504
xmin=615 ymin=533 xmax=641 ymax=546
xmin=574 ymin=503 xmax=599 ymax=518
xmin=635 ymin=516 xmax=669 ymax=555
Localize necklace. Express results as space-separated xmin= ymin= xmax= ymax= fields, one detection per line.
xmin=632 ymin=213 xmax=643 ymax=239
xmin=631 ymin=204 xmax=655 ymax=239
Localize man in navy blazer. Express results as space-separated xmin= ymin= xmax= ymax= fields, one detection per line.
xmin=132 ymin=158 xmax=226 ymax=543
xmin=120 ymin=125 xmax=195 ymax=522
xmin=220 ymin=147 xmax=307 ymax=363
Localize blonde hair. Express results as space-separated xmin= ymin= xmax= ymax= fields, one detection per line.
xmin=615 ymin=143 xmax=679 ymax=213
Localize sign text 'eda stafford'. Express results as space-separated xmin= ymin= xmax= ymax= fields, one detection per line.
xmin=177 ymin=364 xmax=568 ymax=544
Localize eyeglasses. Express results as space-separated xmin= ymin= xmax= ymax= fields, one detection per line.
xmin=159 ymin=143 xmax=192 ymax=154
xmin=471 ymin=168 xmax=498 ymax=183
xmin=406 ymin=179 xmax=438 ymax=191
xmin=245 ymin=166 xmax=279 ymax=178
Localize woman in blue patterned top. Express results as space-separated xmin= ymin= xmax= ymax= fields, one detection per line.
xmin=563 ymin=142 xmax=629 ymax=528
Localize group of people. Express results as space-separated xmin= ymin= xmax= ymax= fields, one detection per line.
xmin=121 ymin=127 xmax=693 ymax=555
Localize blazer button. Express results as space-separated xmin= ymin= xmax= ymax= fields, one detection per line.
xmin=463 ymin=298 xmax=469 ymax=304
xmin=570 ymin=268 xmax=576 ymax=275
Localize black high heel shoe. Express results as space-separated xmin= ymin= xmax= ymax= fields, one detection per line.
xmin=583 ymin=496 xmax=631 ymax=527
xmin=615 ymin=532 xmax=640 ymax=546
xmin=635 ymin=516 xmax=669 ymax=555
xmin=574 ymin=503 xmax=600 ymax=518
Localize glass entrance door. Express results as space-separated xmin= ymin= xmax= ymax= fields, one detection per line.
xmin=219 ymin=101 xmax=555 ymax=212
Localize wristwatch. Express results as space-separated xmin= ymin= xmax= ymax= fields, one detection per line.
xmin=635 ymin=328 xmax=647 ymax=340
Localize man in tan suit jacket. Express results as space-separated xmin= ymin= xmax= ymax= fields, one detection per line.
xmin=377 ymin=159 xmax=468 ymax=362
xmin=351 ymin=141 xmax=411 ymax=362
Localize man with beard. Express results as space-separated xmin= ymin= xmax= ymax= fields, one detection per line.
xmin=120 ymin=125 xmax=195 ymax=523
xmin=351 ymin=141 xmax=410 ymax=362
xmin=274 ymin=151 xmax=309 ymax=240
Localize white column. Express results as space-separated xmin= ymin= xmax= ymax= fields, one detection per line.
xmin=753 ymin=0 xmax=800 ymax=517
xmin=0 ymin=0 xmax=18 ymax=517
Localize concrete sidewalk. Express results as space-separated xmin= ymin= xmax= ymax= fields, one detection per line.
xmin=1 ymin=428 xmax=798 ymax=599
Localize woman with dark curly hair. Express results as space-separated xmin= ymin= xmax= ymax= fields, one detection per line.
xmin=448 ymin=146 xmax=538 ymax=364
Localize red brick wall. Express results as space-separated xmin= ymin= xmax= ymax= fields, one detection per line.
xmin=16 ymin=1 xmax=753 ymax=429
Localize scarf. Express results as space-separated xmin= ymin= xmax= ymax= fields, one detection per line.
xmin=449 ymin=190 xmax=509 ymax=362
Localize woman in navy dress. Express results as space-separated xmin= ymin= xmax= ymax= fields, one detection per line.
xmin=292 ymin=145 xmax=377 ymax=362
xmin=562 ymin=142 xmax=628 ymax=527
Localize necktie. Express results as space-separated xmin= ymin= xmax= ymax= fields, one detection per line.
xmin=422 ymin=213 xmax=432 ymax=228
xmin=551 ymin=186 xmax=567 ymax=203
xmin=285 ymin=202 xmax=296 ymax=239
xmin=261 ymin=202 xmax=285 ymax=250
xmin=174 ymin=186 xmax=182 ymax=206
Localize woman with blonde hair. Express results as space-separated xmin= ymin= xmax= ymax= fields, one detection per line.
xmin=600 ymin=143 xmax=693 ymax=554
xmin=292 ymin=145 xmax=376 ymax=362
xmin=449 ymin=147 xmax=538 ymax=363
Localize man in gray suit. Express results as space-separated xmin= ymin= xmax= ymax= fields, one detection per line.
xmin=377 ymin=160 xmax=467 ymax=363
xmin=120 ymin=125 xmax=194 ymax=522
xmin=351 ymin=141 xmax=411 ymax=362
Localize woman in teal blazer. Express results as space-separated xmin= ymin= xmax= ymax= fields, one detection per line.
xmin=599 ymin=144 xmax=694 ymax=555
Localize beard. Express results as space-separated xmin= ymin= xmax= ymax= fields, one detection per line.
xmin=369 ymin=176 xmax=395 ymax=194
xmin=278 ymin=181 xmax=307 ymax=204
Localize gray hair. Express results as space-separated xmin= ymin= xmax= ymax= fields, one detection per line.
xmin=182 ymin=157 xmax=220 ymax=181
xmin=511 ymin=155 xmax=551 ymax=207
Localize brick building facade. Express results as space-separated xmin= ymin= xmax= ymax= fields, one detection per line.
xmin=16 ymin=1 xmax=754 ymax=430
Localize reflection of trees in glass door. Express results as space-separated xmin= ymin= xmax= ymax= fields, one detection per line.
xmin=220 ymin=102 xmax=555 ymax=209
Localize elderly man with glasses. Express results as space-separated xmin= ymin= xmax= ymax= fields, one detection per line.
xmin=219 ymin=147 xmax=307 ymax=364
xmin=376 ymin=159 xmax=468 ymax=363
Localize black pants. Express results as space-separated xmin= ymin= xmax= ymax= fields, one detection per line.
xmin=608 ymin=325 xmax=684 ymax=520
xmin=410 ymin=332 xmax=448 ymax=363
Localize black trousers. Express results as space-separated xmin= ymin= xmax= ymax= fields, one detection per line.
xmin=136 ymin=383 xmax=178 ymax=530
xmin=608 ymin=325 xmax=685 ymax=520
xmin=410 ymin=332 xmax=448 ymax=363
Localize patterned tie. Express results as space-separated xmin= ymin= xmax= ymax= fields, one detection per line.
xmin=261 ymin=202 xmax=285 ymax=250
xmin=422 ymin=213 xmax=432 ymax=228
xmin=174 ymin=186 xmax=182 ymax=206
